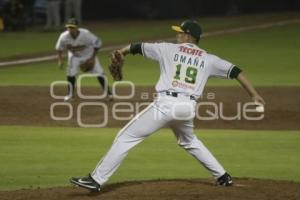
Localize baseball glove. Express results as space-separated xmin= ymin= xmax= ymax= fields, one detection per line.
xmin=80 ymin=58 xmax=95 ymax=72
xmin=109 ymin=50 xmax=124 ymax=81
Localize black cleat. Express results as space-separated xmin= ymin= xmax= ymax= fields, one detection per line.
xmin=216 ymin=172 xmax=233 ymax=186
xmin=70 ymin=175 xmax=101 ymax=192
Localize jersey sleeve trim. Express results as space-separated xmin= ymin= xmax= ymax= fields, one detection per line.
xmin=229 ymin=66 xmax=242 ymax=79
xmin=226 ymin=65 xmax=235 ymax=79
xmin=94 ymin=39 xmax=101 ymax=49
xmin=130 ymin=43 xmax=142 ymax=55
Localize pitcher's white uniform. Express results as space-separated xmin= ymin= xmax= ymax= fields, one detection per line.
xmin=91 ymin=42 xmax=235 ymax=185
xmin=55 ymin=28 xmax=104 ymax=76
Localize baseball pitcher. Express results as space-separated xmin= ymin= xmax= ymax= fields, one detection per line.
xmin=70 ymin=20 xmax=265 ymax=191
xmin=55 ymin=18 xmax=112 ymax=101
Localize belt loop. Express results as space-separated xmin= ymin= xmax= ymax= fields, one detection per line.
xmin=165 ymin=91 xmax=196 ymax=100
xmin=190 ymin=96 xmax=196 ymax=101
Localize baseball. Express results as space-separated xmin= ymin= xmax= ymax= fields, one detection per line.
xmin=255 ymin=105 xmax=265 ymax=113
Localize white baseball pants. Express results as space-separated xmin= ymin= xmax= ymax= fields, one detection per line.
xmin=91 ymin=94 xmax=226 ymax=185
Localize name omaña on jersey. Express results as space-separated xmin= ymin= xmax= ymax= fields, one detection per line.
xmin=173 ymin=53 xmax=205 ymax=69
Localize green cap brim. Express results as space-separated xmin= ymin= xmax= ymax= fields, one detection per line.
xmin=171 ymin=26 xmax=184 ymax=32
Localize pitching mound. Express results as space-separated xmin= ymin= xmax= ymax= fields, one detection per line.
xmin=1 ymin=178 xmax=299 ymax=200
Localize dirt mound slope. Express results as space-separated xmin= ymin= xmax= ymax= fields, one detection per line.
xmin=1 ymin=178 xmax=299 ymax=200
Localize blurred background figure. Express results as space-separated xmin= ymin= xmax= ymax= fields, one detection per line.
xmin=0 ymin=0 xmax=5 ymax=31
xmin=22 ymin=0 xmax=35 ymax=26
xmin=2 ymin=0 xmax=26 ymax=31
xmin=64 ymin=0 xmax=81 ymax=25
xmin=44 ymin=0 xmax=61 ymax=31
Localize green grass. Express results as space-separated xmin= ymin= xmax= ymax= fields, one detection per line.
xmin=203 ymin=24 xmax=300 ymax=86
xmin=0 ymin=12 xmax=299 ymax=59
xmin=0 ymin=23 xmax=299 ymax=86
xmin=0 ymin=126 xmax=299 ymax=191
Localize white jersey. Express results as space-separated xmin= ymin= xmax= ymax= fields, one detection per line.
xmin=142 ymin=42 xmax=235 ymax=97
xmin=55 ymin=28 xmax=101 ymax=59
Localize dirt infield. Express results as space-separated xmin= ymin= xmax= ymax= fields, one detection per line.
xmin=1 ymin=178 xmax=300 ymax=200
xmin=1 ymin=86 xmax=300 ymax=198
xmin=0 ymin=86 xmax=299 ymax=130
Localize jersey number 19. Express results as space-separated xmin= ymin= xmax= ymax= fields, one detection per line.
xmin=173 ymin=64 xmax=198 ymax=84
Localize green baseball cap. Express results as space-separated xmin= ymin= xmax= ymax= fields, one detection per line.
xmin=65 ymin=18 xmax=79 ymax=28
xmin=172 ymin=20 xmax=202 ymax=40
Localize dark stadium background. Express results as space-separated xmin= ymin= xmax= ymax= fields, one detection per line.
xmin=1 ymin=0 xmax=299 ymax=24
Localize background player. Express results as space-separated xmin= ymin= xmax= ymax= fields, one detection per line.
xmin=56 ymin=18 xmax=112 ymax=101
xmin=70 ymin=20 xmax=265 ymax=191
